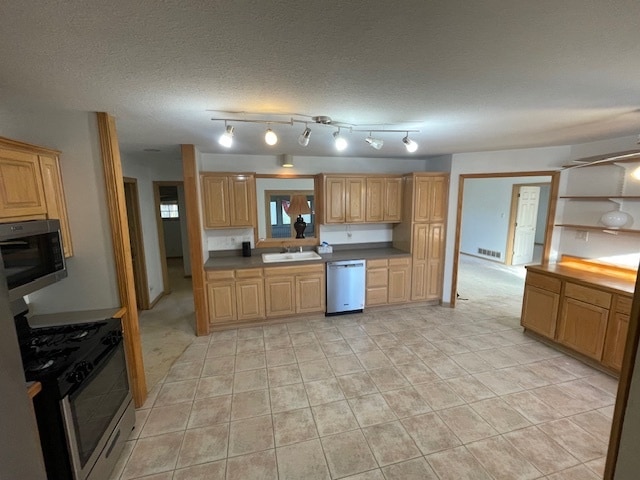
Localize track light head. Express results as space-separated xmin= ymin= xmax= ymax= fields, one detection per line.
xmin=365 ymin=135 xmax=384 ymax=150
xmin=402 ymin=134 xmax=418 ymax=153
xmin=333 ymin=130 xmax=347 ymax=151
xmin=264 ymin=128 xmax=278 ymax=146
xmin=218 ymin=125 xmax=234 ymax=148
xmin=298 ymin=127 xmax=311 ymax=147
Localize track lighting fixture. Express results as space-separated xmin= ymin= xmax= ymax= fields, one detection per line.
xmin=402 ymin=134 xmax=418 ymax=153
xmin=210 ymin=113 xmax=421 ymax=154
xmin=218 ymin=124 xmax=234 ymax=148
xmin=333 ymin=130 xmax=348 ymax=151
xmin=264 ymin=128 xmax=278 ymax=146
xmin=365 ymin=134 xmax=384 ymax=150
xmin=298 ymin=126 xmax=311 ymax=146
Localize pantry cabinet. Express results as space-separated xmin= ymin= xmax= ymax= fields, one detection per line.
xmin=201 ymin=173 xmax=256 ymax=228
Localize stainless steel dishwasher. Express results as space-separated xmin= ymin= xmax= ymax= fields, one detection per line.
xmin=326 ymin=259 xmax=366 ymax=315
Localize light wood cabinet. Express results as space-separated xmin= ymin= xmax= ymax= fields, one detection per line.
xmin=39 ymin=154 xmax=73 ymax=257
xmin=366 ymin=177 xmax=403 ymax=223
xmin=366 ymin=257 xmax=411 ymax=306
xmin=201 ymin=173 xmax=256 ymax=228
xmin=264 ymin=264 xmax=325 ymax=317
xmin=323 ymin=174 xmax=403 ymax=224
xmin=602 ymin=295 xmax=632 ymax=371
xmin=411 ymin=223 xmax=444 ymax=301
xmin=0 ymin=148 xmax=47 ymax=218
xmin=0 ymin=142 xmax=74 ymax=257
xmin=520 ymin=272 xmax=561 ymax=338
xmin=521 ymin=263 xmax=634 ymax=373
xmin=414 ymin=175 xmax=446 ymax=223
xmin=206 ymin=268 xmax=264 ymax=324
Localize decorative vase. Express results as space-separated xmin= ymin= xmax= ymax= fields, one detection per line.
xmin=600 ymin=210 xmax=632 ymax=229
xmin=294 ymin=215 xmax=307 ymax=238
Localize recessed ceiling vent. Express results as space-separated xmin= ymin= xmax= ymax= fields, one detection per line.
xmin=312 ymin=116 xmax=332 ymax=125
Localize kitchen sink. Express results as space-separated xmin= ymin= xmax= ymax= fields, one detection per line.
xmin=261 ymin=251 xmax=323 ymax=263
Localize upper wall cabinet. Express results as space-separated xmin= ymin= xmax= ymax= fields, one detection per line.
xmin=0 ymin=140 xmax=74 ymax=257
xmin=201 ymin=173 xmax=257 ymax=229
xmin=0 ymin=148 xmax=47 ymax=218
xmin=321 ymin=174 xmax=403 ymax=224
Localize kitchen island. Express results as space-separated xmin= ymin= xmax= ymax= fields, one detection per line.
xmin=521 ymin=256 xmax=637 ymax=374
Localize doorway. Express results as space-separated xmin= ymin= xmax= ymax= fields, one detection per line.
xmin=123 ymin=177 xmax=149 ymax=310
xmin=153 ymin=181 xmax=191 ymax=294
xmin=451 ymin=171 xmax=560 ymax=309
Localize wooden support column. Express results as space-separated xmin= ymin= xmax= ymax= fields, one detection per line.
xmin=182 ymin=144 xmax=209 ymax=336
xmin=96 ymin=112 xmax=147 ymax=407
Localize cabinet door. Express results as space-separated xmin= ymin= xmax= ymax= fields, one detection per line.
xmin=521 ymin=285 xmax=560 ymax=338
xmin=557 ymin=297 xmax=609 ymax=360
xmin=384 ymin=177 xmax=403 ymax=222
xmin=265 ymin=277 xmax=295 ymax=317
xmin=207 ymin=281 xmax=237 ymax=323
xmin=410 ymin=223 xmax=428 ymax=300
xmin=602 ymin=312 xmax=629 ymax=372
xmin=229 ymin=175 xmax=255 ymax=227
xmin=413 ymin=176 xmax=447 ymax=222
xmin=425 ymin=223 xmax=445 ymax=300
xmin=296 ymin=274 xmax=325 ymax=313
xmin=345 ymin=177 xmax=366 ymax=223
xmin=39 ymin=154 xmax=73 ymax=257
xmin=201 ymin=175 xmax=230 ymax=228
xmin=366 ymin=266 xmax=388 ymax=306
xmin=236 ymin=278 xmax=265 ymax=320
xmin=0 ymin=148 xmax=47 ymax=218
xmin=365 ymin=177 xmax=384 ymax=222
xmin=324 ymin=177 xmax=345 ymax=223
xmin=388 ymin=262 xmax=410 ymax=304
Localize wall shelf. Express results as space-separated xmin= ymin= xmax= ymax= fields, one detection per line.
xmin=555 ymin=224 xmax=640 ymax=234
xmin=559 ymin=196 xmax=640 ymax=200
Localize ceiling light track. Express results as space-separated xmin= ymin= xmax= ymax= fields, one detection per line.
xmin=211 ymin=114 xmax=421 ymax=153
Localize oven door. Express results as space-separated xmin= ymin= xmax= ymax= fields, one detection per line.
xmin=60 ymin=340 xmax=133 ymax=480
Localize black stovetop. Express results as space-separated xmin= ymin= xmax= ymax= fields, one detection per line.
xmin=15 ymin=315 xmax=122 ymax=396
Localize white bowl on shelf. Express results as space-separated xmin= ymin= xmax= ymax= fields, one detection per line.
xmin=600 ymin=210 xmax=632 ymax=229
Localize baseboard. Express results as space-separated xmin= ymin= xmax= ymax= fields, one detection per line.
xmin=148 ymin=291 xmax=165 ymax=309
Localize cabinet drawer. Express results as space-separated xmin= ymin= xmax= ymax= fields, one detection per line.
xmin=367 ymin=268 xmax=388 ymax=288
xmin=367 ymin=259 xmax=388 ymax=268
xmin=564 ymin=282 xmax=611 ymax=309
xmin=264 ymin=266 xmax=300 ymax=277
xmin=616 ymin=295 xmax=633 ymax=315
xmin=236 ymin=268 xmax=263 ymax=279
xmin=206 ymin=270 xmax=235 ymax=281
xmin=388 ymin=257 xmax=411 ymax=266
xmin=525 ymin=272 xmax=561 ymax=293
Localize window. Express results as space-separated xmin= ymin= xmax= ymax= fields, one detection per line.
xmin=266 ymin=191 xmax=314 ymax=238
xmin=160 ymin=202 xmax=179 ymax=219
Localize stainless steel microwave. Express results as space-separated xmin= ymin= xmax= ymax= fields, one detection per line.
xmin=0 ymin=220 xmax=67 ymax=301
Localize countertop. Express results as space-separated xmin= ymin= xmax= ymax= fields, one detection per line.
xmin=526 ymin=262 xmax=637 ymax=296
xmin=204 ymin=247 xmax=411 ymax=270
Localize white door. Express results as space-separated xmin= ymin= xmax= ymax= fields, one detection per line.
xmin=512 ymin=186 xmax=540 ymax=265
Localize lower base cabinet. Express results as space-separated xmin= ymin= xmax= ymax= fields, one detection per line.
xmin=521 ymin=267 xmax=632 ymax=373
xmin=366 ymin=257 xmax=411 ymax=306
xmin=264 ymin=264 xmax=325 ymax=317
xmin=206 ymin=268 xmax=265 ymax=324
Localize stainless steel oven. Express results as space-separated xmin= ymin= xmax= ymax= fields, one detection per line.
xmin=17 ymin=315 xmax=134 ymax=480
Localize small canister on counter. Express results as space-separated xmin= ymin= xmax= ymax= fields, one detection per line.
xmin=242 ymin=241 xmax=251 ymax=257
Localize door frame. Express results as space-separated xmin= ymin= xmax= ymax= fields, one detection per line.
xmin=505 ymin=182 xmax=549 ymax=266
xmin=123 ymin=177 xmax=150 ymax=310
xmin=153 ymin=180 xmax=185 ymax=296
xmin=450 ymin=171 xmax=560 ymax=307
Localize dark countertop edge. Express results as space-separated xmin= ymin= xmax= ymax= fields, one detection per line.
xmin=204 ymin=247 xmax=411 ymax=270
xmin=526 ymin=263 xmax=637 ymax=295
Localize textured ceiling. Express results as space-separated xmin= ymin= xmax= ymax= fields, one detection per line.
xmin=2 ymin=0 xmax=640 ymax=160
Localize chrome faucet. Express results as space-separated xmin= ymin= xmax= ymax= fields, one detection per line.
xmin=282 ymin=245 xmax=291 ymax=253
xmin=298 ymin=246 xmax=303 ymax=252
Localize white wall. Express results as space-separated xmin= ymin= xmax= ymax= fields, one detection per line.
xmin=0 ymin=108 xmax=120 ymax=313
xmin=121 ymin=155 xmax=183 ymax=303
xmin=442 ymin=145 xmax=572 ymax=303
xmin=199 ymin=153 xmax=431 ymax=255
xmin=535 ymin=185 xmax=551 ymax=244
xmin=460 ymin=176 xmax=551 ymax=261
xmin=162 ymin=220 xmax=183 ymax=257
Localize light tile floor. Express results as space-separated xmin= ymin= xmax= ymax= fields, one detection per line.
xmin=110 ymin=298 xmax=616 ymax=479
